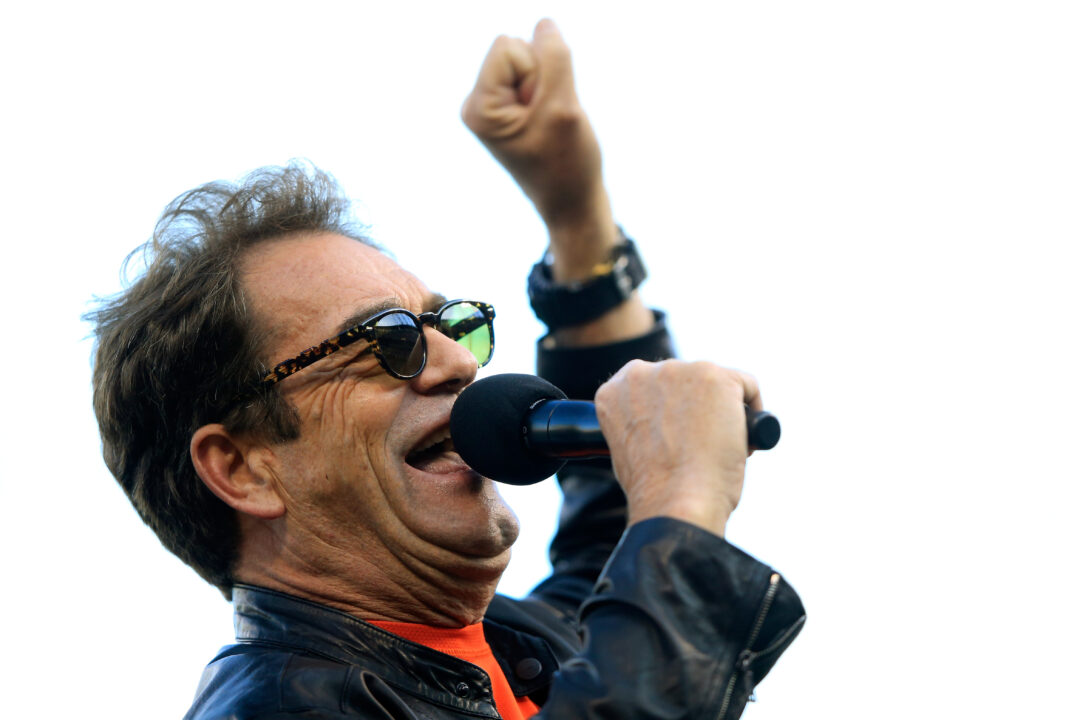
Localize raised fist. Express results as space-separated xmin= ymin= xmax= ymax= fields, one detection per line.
xmin=462 ymin=19 xmax=608 ymax=241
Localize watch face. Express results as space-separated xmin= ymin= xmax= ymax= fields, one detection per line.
xmin=614 ymin=261 xmax=634 ymax=298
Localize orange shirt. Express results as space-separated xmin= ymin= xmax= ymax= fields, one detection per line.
xmin=370 ymin=620 xmax=541 ymax=720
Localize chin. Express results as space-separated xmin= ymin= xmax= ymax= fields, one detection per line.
xmin=391 ymin=448 xmax=521 ymax=566
xmin=448 ymin=503 xmax=520 ymax=557
xmin=414 ymin=494 xmax=520 ymax=564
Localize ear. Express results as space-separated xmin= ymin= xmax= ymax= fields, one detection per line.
xmin=190 ymin=424 xmax=286 ymax=520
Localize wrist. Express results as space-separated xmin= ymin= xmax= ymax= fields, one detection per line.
xmin=549 ymin=229 xmax=618 ymax=283
xmin=626 ymin=495 xmax=735 ymax=539
xmin=541 ymin=188 xmax=615 ymax=283
xmin=622 ymin=465 xmax=744 ymax=538
xmin=528 ymin=228 xmax=648 ymax=331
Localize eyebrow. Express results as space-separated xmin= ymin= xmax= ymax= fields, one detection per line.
xmin=333 ymin=292 xmax=449 ymax=335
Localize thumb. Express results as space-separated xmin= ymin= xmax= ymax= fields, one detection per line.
xmin=531 ymin=18 xmax=574 ymax=93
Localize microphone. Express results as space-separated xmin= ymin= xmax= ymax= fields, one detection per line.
xmin=450 ymin=373 xmax=781 ymax=485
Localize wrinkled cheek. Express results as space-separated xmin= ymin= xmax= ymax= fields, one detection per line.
xmin=308 ymin=385 xmax=372 ymax=462
xmin=311 ymin=382 xmax=355 ymax=437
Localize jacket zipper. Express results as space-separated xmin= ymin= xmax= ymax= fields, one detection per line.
xmin=717 ymin=573 xmax=780 ymax=719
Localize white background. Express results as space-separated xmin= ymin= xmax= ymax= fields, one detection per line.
xmin=1 ymin=2 xmax=1077 ymax=717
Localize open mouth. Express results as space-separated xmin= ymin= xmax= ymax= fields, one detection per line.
xmin=405 ymin=428 xmax=465 ymax=474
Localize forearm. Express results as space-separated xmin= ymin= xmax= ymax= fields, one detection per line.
xmin=460 ymin=18 xmax=653 ymax=349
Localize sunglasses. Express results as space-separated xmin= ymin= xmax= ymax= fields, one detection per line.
xmin=260 ymin=299 xmax=495 ymax=386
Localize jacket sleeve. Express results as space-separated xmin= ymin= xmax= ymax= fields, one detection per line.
xmin=527 ymin=314 xmax=806 ymax=720
xmin=539 ymin=518 xmax=804 ymax=720
xmin=529 ymin=311 xmax=675 ymax=615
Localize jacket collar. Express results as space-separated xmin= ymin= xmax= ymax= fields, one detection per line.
xmin=230 ymin=584 xmax=557 ymax=708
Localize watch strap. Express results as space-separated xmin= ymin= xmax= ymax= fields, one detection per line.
xmin=528 ymin=231 xmax=647 ymax=329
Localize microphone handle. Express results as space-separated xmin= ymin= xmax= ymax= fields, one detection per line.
xmin=524 ymin=400 xmax=781 ymax=458
xmin=527 ymin=400 xmax=607 ymax=458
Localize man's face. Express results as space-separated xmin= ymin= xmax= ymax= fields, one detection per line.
xmin=240 ymin=232 xmax=519 ymax=590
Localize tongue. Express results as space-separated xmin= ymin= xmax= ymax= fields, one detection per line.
xmin=409 ymin=450 xmax=470 ymax=475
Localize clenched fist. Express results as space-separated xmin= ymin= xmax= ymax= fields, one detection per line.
xmin=462 ymin=19 xmax=615 ymax=280
xmin=594 ymin=360 xmax=763 ymax=537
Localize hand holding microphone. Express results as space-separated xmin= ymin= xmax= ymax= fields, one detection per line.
xmin=450 ymin=360 xmax=776 ymax=536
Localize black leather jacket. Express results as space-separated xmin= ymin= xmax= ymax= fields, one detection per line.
xmin=184 ymin=317 xmax=806 ymax=720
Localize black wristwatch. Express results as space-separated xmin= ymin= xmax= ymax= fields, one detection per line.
xmin=527 ymin=228 xmax=647 ymax=329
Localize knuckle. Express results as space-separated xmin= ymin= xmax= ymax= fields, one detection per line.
xmin=594 ymin=380 xmax=614 ymax=405
xmin=595 ymin=371 xmax=625 ymax=404
xmin=608 ymin=358 xmax=639 ymax=376
xmin=545 ymin=102 xmax=585 ymax=128
xmin=654 ymin=358 xmax=682 ymax=373
xmin=683 ymin=360 xmax=718 ymax=377
xmin=653 ymin=358 xmax=690 ymax=384
xmin=665 ymin=361 xmax=744 ymax=397
xmin=460 ymin=100 xmax=476 ymax=126
xmin=696 ymin=361 xmax=730 ymax=385
xmin=621 ymin=359 xmax=656 ymax=384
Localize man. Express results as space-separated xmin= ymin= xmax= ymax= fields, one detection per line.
xmin=88 ymin=20 xmax=804 ymax=720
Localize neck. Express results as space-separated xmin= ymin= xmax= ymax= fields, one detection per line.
xmin=231 ymin=518 xmax=508 ymax=626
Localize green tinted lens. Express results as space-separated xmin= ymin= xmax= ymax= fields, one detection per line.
xmin=372 ymin=312 xmax=425 ymax=377
xmin=440 ymin=302 xmax=493 ymax=367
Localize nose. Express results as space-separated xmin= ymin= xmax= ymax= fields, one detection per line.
xmin=409 ymin=326 xmax=478 ymax=394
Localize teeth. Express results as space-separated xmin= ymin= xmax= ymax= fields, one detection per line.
xmin=414 ymin=428 xmax=452 ymax=455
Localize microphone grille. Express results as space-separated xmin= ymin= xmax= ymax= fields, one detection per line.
xmin=450 ymin=374 xmax=568 ymax=485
